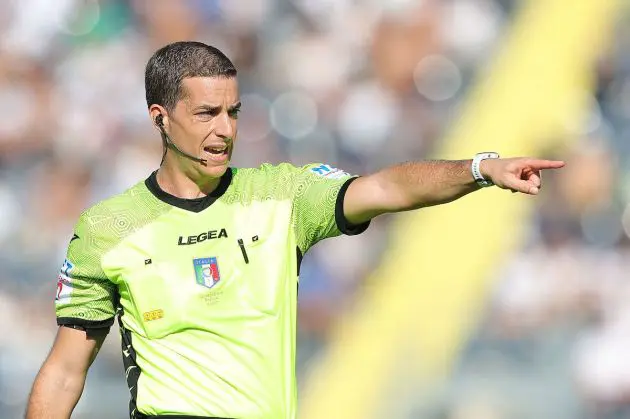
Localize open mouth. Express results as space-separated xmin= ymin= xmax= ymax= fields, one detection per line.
xmin=203 ymin=145 xmax=230 ymax=163
xmin=204 ymin=145 xmax=228 ymax=154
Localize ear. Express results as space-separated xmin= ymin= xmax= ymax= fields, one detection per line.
xmin=149 ymin=105 xmax=168 ymax=130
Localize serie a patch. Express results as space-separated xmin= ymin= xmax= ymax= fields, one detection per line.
xmin=55 ymin=259 xmax=75 ymax=303
xmin=309 ymin=164 xmax=350 ymax=179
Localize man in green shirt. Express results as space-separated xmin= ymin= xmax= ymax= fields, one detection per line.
xmin=26 ymin=41 xmax=564 ymax=419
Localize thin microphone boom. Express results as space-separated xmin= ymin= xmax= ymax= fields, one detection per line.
xmin=155 ymin=115 xmax=207 ymax=164
xmin=161 ymin=128 xmax=207 ymax=164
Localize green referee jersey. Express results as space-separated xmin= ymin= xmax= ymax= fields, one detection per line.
xmin=54 ymin=162 xmax=369 ymax=419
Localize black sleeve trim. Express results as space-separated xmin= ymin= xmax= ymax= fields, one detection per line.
xmin=57 ymin=317 xmax=114 ymax=329
xmin=296 ymin=246 xmax=303 ymax=276
xmin=60 ymin=324 xmax=87 ymax=331
xmin=335 ymin=177 xmax=371 ymax=236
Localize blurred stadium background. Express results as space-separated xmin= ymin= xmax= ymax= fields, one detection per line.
xmin=1 ymin=0 xmax=629 ymax=418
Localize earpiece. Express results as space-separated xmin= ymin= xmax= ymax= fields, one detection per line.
xmin=155 ymin=114 xmax=164 ymax=128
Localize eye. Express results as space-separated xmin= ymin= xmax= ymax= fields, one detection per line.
xmin=228 ymin=108 xmax=241 ymax=119
xmin=197 ymin=110 xmax=218 ymax=117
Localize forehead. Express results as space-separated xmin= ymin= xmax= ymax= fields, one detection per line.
xmin=180 ymin=76 xmax=239 ymax=106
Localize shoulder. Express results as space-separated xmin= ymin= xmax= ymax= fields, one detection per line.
xmin=65 ymin=179 xmax=168 ymax=273
xmin=227 ymin=162 xmax=329 ymax=195
xmin=225 ymin=163 xmax=321 ymax=205
xmin=224 ymin=163 xmax=353 ymax=206
xmin=232 ymin=162 xmax=299 ymax=181
xmin=75 ymin=179 xmax=168 ymax=245
xmin=230 ymin=162 xmax=301 ymax=189
xmin=232 ymin=162 xmax=349 ymax=183
xmin=224 ymin=164 xmax=296 ymax=204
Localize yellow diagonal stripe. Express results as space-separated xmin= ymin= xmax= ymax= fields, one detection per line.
xmin=300 ymin=1 xmax=620 ymax=419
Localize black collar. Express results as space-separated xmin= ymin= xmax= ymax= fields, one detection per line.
xmin=145 ymin=169 xmax=233 ymax=213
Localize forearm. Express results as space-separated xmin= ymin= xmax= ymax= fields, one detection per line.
xmin=344 ymin=160 xmax=479 ymax=225
xmin=375 ymin=160 xmax=479 ymax=210
xmin=26 ymin=363 xmax=86 ymax=419
xmin=345 ymin=156 xmax=565 ymax=224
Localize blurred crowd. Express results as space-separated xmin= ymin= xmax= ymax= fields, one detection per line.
xmin=414 ymin=10 xmax=630 ymax=419
xmin=1 ymin=0 xmax=627 ymax=418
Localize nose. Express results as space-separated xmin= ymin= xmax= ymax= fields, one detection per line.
xmin=214 ymin=111 xmax=234 ymax=140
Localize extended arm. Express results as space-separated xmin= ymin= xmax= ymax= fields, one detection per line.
xmin=26 ymin=326 xmax=108 ymax=419
xmin=343 ymin=157 xmax=565 ymax=225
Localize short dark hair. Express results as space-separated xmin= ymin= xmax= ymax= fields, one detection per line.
xmin=145 ymin=41 xmax=237 ymax=112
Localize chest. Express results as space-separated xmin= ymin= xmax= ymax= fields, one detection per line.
xmin=102 ymin=202 xmax=296 ymax=338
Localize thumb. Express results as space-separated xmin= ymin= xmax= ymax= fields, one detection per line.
xmin=506 ymin=179 xmax=540 ymax=195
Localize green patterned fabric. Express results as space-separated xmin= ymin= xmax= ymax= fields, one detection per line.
xmin=225 ymin=162 xmax=352 ymax=252
xmin=54 ymin=163 xmax=368 ymax=419
xmin=55 ymin=183 xmax=171 ymax=325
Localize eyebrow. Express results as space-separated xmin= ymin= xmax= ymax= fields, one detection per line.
xmin=193 ymin=102 xmax=241 ymax=112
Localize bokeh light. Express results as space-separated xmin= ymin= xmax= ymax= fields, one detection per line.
xmin=413 ymin=55 xmax=463 ymax=102
xmin=270 ymin=90 xmax=318 ymax=140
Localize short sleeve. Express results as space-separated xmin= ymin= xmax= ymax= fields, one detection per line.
xmin=55 ymin=213 xmax=117 ymax=329
xmin=292 ymin=163 xmax=370 ymax=253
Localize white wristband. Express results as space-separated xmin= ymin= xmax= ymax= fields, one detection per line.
xmin=471 ymin=152 xmax=500 ymax=187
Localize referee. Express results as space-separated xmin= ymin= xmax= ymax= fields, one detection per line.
xmin=26 ymin=41 xmax=564 ymax=419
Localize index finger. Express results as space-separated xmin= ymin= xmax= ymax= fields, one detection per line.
xmin=523 ymin=159 xmax=565 ymax=170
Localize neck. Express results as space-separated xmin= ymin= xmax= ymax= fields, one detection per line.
xmin=156 ymin=159 xmax=222 ymax=199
